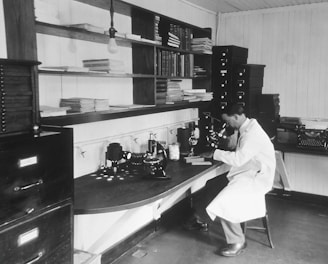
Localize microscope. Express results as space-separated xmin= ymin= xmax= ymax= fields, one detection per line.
xmin=143 ymin=134 xmax=169 ymax=179
xmin=105 ymin=142 xmax=131 ymax=174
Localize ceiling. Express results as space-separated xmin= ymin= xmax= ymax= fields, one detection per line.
xmin=185 ymin=0 xmax=328 ymax=13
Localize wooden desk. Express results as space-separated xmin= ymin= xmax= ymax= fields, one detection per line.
xmin=74 ymin=160 xmax=230 ymax=214
xmin=274 ymin=143 xmax=328 ymax=196
xmin=73 ymin=160 xmax=230 ymax=255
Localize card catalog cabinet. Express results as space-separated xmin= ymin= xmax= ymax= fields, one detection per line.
xmin=0 ymin=59 xmax=40 ymax=136
xmin=0 ymin=128 xmax=73 ymax=264
xmin=211 ymin=46 xmax=265 ymax=118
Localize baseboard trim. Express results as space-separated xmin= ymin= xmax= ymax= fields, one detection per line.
xmin=100 ymin=222 xmax=156 ymax=264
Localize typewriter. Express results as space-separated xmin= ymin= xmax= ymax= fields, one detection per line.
xmin=296 ymin=125 xmax=328 ymax=151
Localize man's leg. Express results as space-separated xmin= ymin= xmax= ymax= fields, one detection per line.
xmin=219 ymin=218 xmax=246 ymax=257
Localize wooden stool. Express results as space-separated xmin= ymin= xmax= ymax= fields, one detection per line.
xmin=242 ymin=212 xmax=274 ymax=248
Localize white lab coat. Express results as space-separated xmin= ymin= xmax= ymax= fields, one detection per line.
xmin=206 ymin=118 xmax=276 ymax=223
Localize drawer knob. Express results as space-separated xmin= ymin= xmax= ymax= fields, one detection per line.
xmin=13 ymin=179 xmax=43 ymax=192
xmin=25 ymin=207 xmax=35 ymax=214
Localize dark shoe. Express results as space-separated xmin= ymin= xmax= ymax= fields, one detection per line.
xmin=220 ymin=242 xmax=247 ymax=257
xmin=183 ymin=217 xmax=209 ymax=232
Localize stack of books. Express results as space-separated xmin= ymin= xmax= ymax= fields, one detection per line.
xmin=183 ymin=89 xmax=213 ymax=102
xmin=166 ymin=80 xmax=184 ymax=103
xmin=82 ymin=59 xmax=125 ymax=74
xmin=154 ymin=15 xmax=163 ymax=45
xmin=60 ymin=98 xmax=95 ymax=113
xmin=167 ymin=32 xmax=180 ymax=48
xmin=156 ymin=79 xmax=168 ymax=105
xmin=191 ymin=37 xmax=213 ymax=54
xmin=59 ymin=98 xmax=110 ymax=113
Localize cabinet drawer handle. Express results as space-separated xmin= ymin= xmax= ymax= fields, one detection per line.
xmin=25 ymin=251 xmax=44 ymax=264
xmin=14 ymin=179 xmax=43 ymax=192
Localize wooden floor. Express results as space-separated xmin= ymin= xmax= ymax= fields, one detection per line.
xmin=113 ymin=189 xmax=328 ymax=264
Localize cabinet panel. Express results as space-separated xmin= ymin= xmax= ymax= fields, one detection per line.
xmin=0 ymin=202 xmax=72 ymax=264
xmin=132 ymin=44 xmax=155 ymax=74
xmin=133 ymin=78 xmax=155 ymax=105
xmin=0 ymin=59 xmax=39 ymax=136
xmin=0 ymin=132 xmax=73 ymax=225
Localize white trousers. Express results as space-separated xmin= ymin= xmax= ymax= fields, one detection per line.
xmin=220 ymin=218 xmax=245 ymax=244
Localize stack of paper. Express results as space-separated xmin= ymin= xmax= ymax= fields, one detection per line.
xmin=66 ymin=23 xmax=105 ymax=34
xmin=40 ymin=105 xmax=70 ymax=117
xmin=94 ymin=99 xmax=109 ymax=111
xmin=166 ymin=80 xmax=184 ymax=103
xmin=39 ymin=66 xmax=89 ymax=72
xmin=193 ymin=65 xmax=207 ymax=78
xmin=183 ymin=89 xmax=213 ymax=101
xmin=83 ymin=59 xmax=125 ymax=74
xmin=191 ymin=37 xmax=213 ymax=54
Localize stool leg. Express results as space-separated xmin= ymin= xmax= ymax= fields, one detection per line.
xmin=262 ymin=214 xmax=274 ymax=248
xmin=241 ymin=222 xmax=247 ymax=234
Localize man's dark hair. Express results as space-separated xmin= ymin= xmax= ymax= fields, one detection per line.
xmin=221 ymin=103 xmax=245 ymax=116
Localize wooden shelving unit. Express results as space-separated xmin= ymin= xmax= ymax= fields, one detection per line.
xmin=5 ymin=0 xmax=213 ymax=126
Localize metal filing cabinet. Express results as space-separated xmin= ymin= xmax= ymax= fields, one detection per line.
xmin=257 ymin=93 xmax=280 ymax=138
xmin=232 ymin=64 xmax=266 ymax=117
xmin=0 ymin=128 xmax=74 ymax=263
xmin=0 ymin=59 xmax=40 ymax=136
xmin=211 ymin=46 xmax=248 ymax=117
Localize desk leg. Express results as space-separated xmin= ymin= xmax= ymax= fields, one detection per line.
xmin=275 ymin=150 xmax=291 ymax=191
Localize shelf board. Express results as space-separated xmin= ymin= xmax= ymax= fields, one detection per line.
xmin=156 ymin=75 xmax=192 ymax=80
xmin=35 ymin=22 xmax=160 ymax=47
xmin=38 ymin=70 xmax=155 ymax=78
xmin=35 ymin=22 xmax=211 ymax=53
xmin=41 ymin=101 xmax=210 ymax=126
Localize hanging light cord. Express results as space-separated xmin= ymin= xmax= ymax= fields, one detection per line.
xmin=109 ymin=0 xmax=117 ymax=38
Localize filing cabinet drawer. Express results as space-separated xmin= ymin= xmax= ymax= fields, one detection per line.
xmin=233 ymin=64 xmax=265 ymax=78
xmin=0 ymin=202 xmax=72 ymax=264
xmin=2 ymin=95 xmax=33 ymax=108
xmin=0 ymin=76 xmax=33 ymax=95
xmin=0 ymin=132 xmax=73 ymax=225
xmin=0 ymin=64 xmax=32 ymax=76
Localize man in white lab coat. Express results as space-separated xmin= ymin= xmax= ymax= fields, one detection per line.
xmin=203 ymin=103 xmax=276 ymax=257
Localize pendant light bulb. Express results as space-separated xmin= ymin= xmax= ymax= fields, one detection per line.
xmin=108 ymin=30 xmax=118 ymax=53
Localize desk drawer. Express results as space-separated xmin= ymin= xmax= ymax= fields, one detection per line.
xmin=0 ymin=133 xmax=73 ymax=224
xmin=0 ymin=202 xmax=72 ymax=264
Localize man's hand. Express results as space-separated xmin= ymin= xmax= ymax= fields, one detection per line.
xmin=200 ymin=150 xmax=215 ymax=159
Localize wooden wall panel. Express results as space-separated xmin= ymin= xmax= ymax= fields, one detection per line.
xmin=217 ymin=3 xmax=328 ymax=118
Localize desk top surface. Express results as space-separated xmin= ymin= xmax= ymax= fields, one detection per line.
xmin=74 ymin=160 xmax=226 ymax=215
xmin=275 ymin=143 xmax=328 ymax=156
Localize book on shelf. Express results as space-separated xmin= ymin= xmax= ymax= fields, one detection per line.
xmin=65 ymin=23 xmax=105 ymax=34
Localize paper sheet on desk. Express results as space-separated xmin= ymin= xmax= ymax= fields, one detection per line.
xmin=301 ymin=118 xmax=328 ymax=130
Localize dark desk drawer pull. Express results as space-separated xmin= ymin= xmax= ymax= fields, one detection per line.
xmin=14 ymin=179 xmax=43 ymax=192
xmin=25 ymin=251 xmax=44 ymax=264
